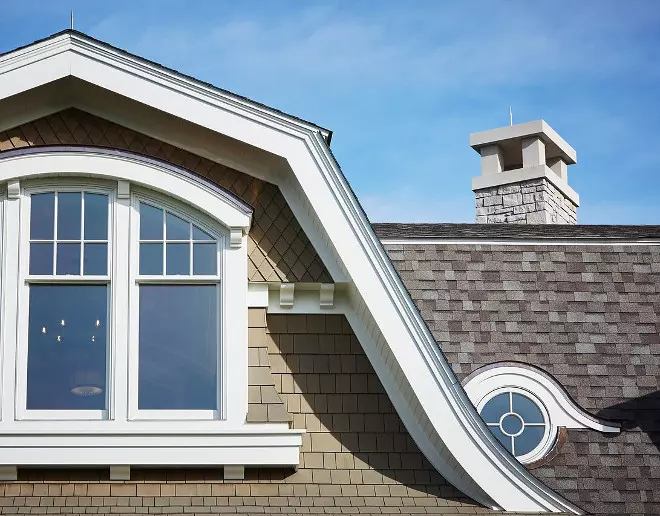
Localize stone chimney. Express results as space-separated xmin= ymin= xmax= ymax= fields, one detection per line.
xmin=470 ymin=120 xmax=579 ymax=224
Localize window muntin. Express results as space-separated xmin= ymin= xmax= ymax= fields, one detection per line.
xmin=138 ymin=202 xmax=217 ymax=277
xmin=21 ymin=188 xmax=112 ymax=419
xmin=133 ymin=199 xmax=222 ymax=418
xmin=29 ymin=191 xmax=109 ymax=277
xmin=478 ymin=388 xmax=551 ymax=462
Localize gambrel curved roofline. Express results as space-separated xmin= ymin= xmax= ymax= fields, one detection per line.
xmin=0 ymin=30 xmax=580 ymax=513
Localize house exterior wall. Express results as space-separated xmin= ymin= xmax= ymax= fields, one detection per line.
xmin=0 ymin=314 xmax=503 ymax=514
xmin=384 ymin=241 xmax=660 ymax=516
xmin=0 ymin=109 xmax=331 ymax=284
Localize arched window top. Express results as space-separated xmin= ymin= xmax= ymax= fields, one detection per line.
xmin=0 ymin=146 xmax=252 ymax=234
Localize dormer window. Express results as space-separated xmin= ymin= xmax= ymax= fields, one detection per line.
xmin=0 ymin=147 xmax=302 ymax=478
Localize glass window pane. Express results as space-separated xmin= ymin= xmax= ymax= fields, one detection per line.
xmin=501 ymin=414 xmax=523 ymax=435
xmin=27 ymin=285 xmax=108 ymax=410
xmin=84 ymin=193 xmax=108 ymax=240
xmin=140 ymin=243 xmax=163 ymax=275
xmin=57 ymin=192 xmax=82 ymax=240
xmin=512 ymin=393 xmax=544 ymax=424
xmin=193 ymin=243 xmax=216 ymax=275
xmin=192 ymin=225 xmax=213 ymax=241
xmin=166 ymin=213 xmax=189 ymax=241
xmin=166 ymin=243 xmax=190 ymax=275
xmin=84 ymin=243 xmax=108 ymax=276
xmin=30 ymin=243 xmax=53 ymax=275
xmin=56 ymin=243 xmax=81 ymax=275
xmin=514 ymin=426 xmax=545 ymax=456
xmin=488 ymin=426 xmax=513 ymax=454
xmin=140 ymin=203 xmax=163 ymax=240
xmin=480 ymin=393 xmax=509 ymax=424
xmin=30 ymin=193 xmax=55 ymax=240
xmin=139 ymin=285 xmax=218 ymax=410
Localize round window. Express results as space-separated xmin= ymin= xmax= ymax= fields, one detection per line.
xmin=478 ymin=389 xmax=555 ymax=463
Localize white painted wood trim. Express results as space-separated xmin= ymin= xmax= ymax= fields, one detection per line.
xmin=464 ymin=366 xmax=621 ymax=434
xmin=380 ymin=238 xmax=660 ymax=246
xmin=0 ymin=36 xmax=579 ymax=511
xmin=0 ymin=149 xmax=252 ymax=232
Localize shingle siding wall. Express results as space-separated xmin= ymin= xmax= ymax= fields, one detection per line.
xmin=384 ymin=242 xmax=660 ymax=516
xmin=0 ymin=109 xmax=331 ymax=283
xmin=0 ymin=314 xmax=506 ymax=514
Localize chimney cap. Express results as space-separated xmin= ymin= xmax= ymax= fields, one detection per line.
xmin=470 ymin=120 xmax=577 ymax=165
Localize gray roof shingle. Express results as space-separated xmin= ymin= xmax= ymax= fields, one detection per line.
xmin=382 ymin=240 xmax=660 ymax=516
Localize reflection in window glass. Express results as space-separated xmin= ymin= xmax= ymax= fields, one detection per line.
xmin=139 ymin=285 xmax=218 ymax=410
xmin=27 ymin=285 xmax=108 ymax=410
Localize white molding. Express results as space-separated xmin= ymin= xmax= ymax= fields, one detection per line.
xmin=6 ymin=180 xmax=20 ymax=199
xmin=0 ymin=149 xmax=252 ymax=232
xmin=0 ymin=35 xmax=580 ymax=512
xmin=117 ymin=180 xmax=130 ymax=199
xmin=229 ymin=228 xmax=243 ymax=249
xmin=380 ymin=238 xmax=660 ymax=246
xmin=247 ymin=283 xmax=269 ymax=308
xmin=464 ymin=366 xmax=620 ymax=435
xmin=319 ymin=284 xmax=334 ymax=308
xmin=279 ymin=283 xmax=295 ymax=308
xmin=0 ymin=432 xmax=302 ymax=467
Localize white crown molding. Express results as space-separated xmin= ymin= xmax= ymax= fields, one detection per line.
xmin=0 ymin=34 xmax=581 ymax=513
xmin=464 ymin=365 xmax=621 ymax=434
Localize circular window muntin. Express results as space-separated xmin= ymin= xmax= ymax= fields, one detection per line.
xmin=477 ymin=386 xmax=557 ymax=464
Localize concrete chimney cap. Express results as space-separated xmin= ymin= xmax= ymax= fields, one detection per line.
xmin=469 ymin=120 xmax=577 ymax=165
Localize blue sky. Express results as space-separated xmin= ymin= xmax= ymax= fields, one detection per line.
xmin=2 ymin=1 xmax=660 ymax=223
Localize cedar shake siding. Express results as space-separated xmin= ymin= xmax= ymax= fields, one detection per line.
xmin=0 ymin=314 xmax=511 ymax=514
xmin=382 ymin=238 xmax=660 ymax=516
xmin=0 ymin=109 xmax=331 ymax=284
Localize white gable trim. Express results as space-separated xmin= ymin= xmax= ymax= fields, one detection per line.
xmin=0 ymin=32 xmax=580 ymax=513
xmin=0 ymin=147 xmax=252 ymax=233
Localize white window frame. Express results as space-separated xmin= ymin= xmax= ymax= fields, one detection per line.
xmin=0 ymin=148 xmax=303 ymax=472
xmin=16 ymin=180 xmax=116 ymax=421
xmin=128 ymin=190 xmax=225 ymax=421
xmin=464 ymin=363 xmax=621 ymax=465
xmin=476 ymin=386 xmax=554 ymax=464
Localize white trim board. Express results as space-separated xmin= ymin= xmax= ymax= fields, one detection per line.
xmin=380 ymin=238 xmax=660 ymax=246
xmin=0 ymin=32 xmax=581 ymax=513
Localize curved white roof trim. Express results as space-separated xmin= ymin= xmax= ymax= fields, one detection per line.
xmin=0 ymin=33 xmax=580 ymax=513
xmin=0 ymin=147 xmax=252 ymax=233
xmin=464 ymin=364 xmax=621 ymax=434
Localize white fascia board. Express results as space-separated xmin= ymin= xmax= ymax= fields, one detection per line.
xmin=0 ymin=36 xmax=577 ymax=513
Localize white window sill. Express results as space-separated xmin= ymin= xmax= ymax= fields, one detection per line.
xmin=0 ymin=423 xmax=303 ymax=467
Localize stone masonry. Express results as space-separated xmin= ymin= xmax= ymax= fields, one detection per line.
xmin=475 ymin=179 xmax=577 ymax=224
